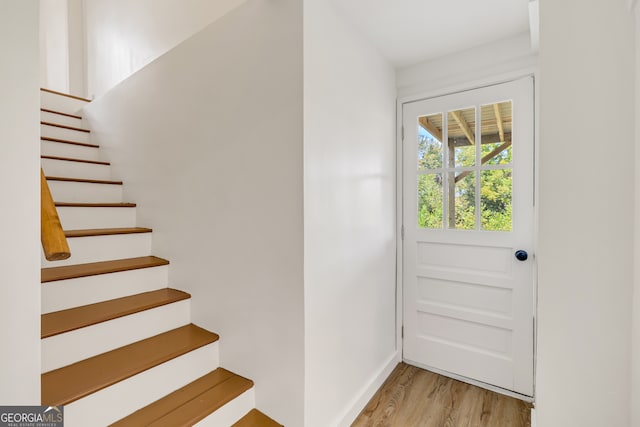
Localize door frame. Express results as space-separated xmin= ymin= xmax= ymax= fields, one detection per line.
xmin=395 ymin=71 xmax=539 ymax=402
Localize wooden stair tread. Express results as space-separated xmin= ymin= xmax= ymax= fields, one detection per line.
xmin=42 ymin=256 xmax=169 ymax=283
xmin=41 ymin=155 xmax=110 ymax=166
xmin=46 ymin=176 xmax=123 ymax=185
xmin=111 ymin=368 xmax=253 ymax=426
xmin=41 ymin=87 xmax=91 ymax=102
xmin=41 ymin=324 xmax=219 ymax=406
xmin=42 ymin=288 xmax=190 ymax=338
xmin=41 ymin=121 xmax=90 ymax=133
xmin=65 ymin=227 xmax=152 ymax=238
xmin=232 ymin=409 xmax=283 ymax=427
xmin=41 ymin=108 xmax=82 ymax=119
xmin=55 ymin=202 xmax=136 ymax=208
xmin=42 ymin=136 xmax=98 ymax=148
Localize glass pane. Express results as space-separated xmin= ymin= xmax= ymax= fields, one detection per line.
xmin=480 ymin=101 xmax=512 ymax=165
xmin=482 ymin=142 xmax=512 ymax=165
xmin=447 ymin=172 xmax=475 ymax=230
xmin=481 ymin=169 xmax=512 ymax=231
xmin=448 ymin=107 xmax=476 ymax=168
xmin=418 ymin=174 xmax=443 ymax=229
xmin=418 ymin=113 xmax=444 ymax=170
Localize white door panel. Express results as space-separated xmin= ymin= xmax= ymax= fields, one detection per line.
xmin=402 ymin=77 xmax=534 ymax=396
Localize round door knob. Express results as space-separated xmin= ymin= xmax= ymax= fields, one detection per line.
xmin=515 ymin=250 xmax=528 ymax=261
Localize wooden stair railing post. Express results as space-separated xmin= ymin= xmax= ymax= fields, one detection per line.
xmin=41 ymin=168 xmax=70 ymax=261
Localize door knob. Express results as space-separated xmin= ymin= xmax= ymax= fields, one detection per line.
xmin=515 ymin=250 xmax=528 ymax=261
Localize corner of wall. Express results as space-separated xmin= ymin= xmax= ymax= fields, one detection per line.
xmin=336 ymin=352 xmax=400 ymax=427
xmin=537 ymin=0 xmax=634 ymax=425
xmin=0 ymin=0 xmax=42 ymax=404
xmin=303 ymin=1 xmax=397 ymax=425
xmin=632 ymin=5 xmax=640 ymax=426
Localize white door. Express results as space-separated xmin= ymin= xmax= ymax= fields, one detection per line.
xmin=402 ymin=77 xmax=534 ymax=396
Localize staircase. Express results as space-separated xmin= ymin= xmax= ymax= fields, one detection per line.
xmin=39 ymin=88 xmax=282 ymax=427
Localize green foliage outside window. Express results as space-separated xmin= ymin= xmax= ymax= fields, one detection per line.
xmin=417 ymin=134 xmax=512 ymax=231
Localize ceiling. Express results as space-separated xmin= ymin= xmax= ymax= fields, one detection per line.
xmin=329 ymin=0 xmax=532 ymax=67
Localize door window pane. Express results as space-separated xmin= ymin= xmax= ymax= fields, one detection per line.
xmin=418 ymin=174 xmax=443 ymax=229
xmin=448 ymin=172 xmax=476 ymax=230
xmin=418 ymin=113 xmax=444 ymax=170
xmin=480 ymin=101 xmax=512 ymax=165
xmin=448 ymin=107 xmax=476 ymax=168
xmin=481 ymin=169 xmax=512 ymax=231
xmin=482 ymin=142 xmax=512 ymax=165
xmin=416 ymin=100 xmax=515 ymax=232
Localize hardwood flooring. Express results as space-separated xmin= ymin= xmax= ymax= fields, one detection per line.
xmin=352 ymin=363 xmax=531 ymax=427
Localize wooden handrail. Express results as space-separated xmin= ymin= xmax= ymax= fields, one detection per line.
xmin=41 ymin=168 xmax=70 ymax=261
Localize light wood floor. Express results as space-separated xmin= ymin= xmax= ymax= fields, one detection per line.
xmin=352 ymin=363 xmax=531 ymax=427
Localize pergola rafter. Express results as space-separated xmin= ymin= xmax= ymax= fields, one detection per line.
xmin=416 ymin=103 xmax=512 ymax=185
xmin=450 ymin=110 xmax=475 ymax=145
xmin=493 ymin=103 xmax=505 ymax=142
xmin=418 ymin=116 xmax=443 ymax=142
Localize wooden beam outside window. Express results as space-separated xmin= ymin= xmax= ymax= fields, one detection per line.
xmin=450 ymin=110 xmax=475 ymax=145
xmin=493 ymin=103 xmax=505 ymax=142
xmin=418 ymin=116 xmax=443 ymax=142
xmin=454 ymin=141 xmax=512 ymax=183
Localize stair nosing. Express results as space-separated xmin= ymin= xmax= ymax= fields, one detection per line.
xmin=46 ymin=176 xmax=123 ymax=185
xmin=64 ymin=227 xmax=152 ymax=238
xmin=41 ymin=288 xmax=191 ymax=338
xmin=41 ymin=87 xmax=91 ymax=103
xmin=41 ymin=108 xmax=82 ymax=120
xmin=55 ymin=202 xmax=136 ymax=208
xmin=146 ymin=376 xmax=253 ymax=427
xmin=232 ymin=409 xmax=284 ymax=427
xmin=41 ymin=121 xmax=90 ymax=133
xmin=110 ymin=369 xmax=253 ymax=427
xmin=42 ymin=136 xmax=99 ymax=148
xmin=41 ymin=155 xmax=110 ymax=166
xmin=41 ymin=256 xmax=169 ymax=283
xmin=41 ymin=324 xmax=219 ymax=406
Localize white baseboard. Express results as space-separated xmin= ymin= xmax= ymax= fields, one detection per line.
xmin=336 ymin=351 xmax=400 ymax=427
xmin=531 ymin=408 xmax=536 ymax=427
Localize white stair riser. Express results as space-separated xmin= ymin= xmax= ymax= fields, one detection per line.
xmin=41 ymin=158 xmax=112 ymax=181
xmin=41 ymin=124 xmax=90 ymax=143
xmin=195 ymin=389 xmax=255 ymax=427
xmin=41 ymin=91 xmax=88 ymax=115
xmin=48 ymin=180 xmax=123 ymax=203
xmin=42 ymin=300 xmax=191 ymax=373
xmin=41 ymin=111 xmax=83 ymax=128
xmin=41 ymin=140 xmax=101 ymax=162
xmin=41 ymin=233 xmax=152 ymax=267
xmin=64 ymin=343 xmax=220 ymax=427
xmin=42 ymin=266 xmax=169 ymax=314
xmin=57 ymin=206 xmax=137 ymax=230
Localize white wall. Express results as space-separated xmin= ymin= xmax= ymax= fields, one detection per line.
xmin=83 ymin=0 xmax=247 ymax=99
xmin=40 ymin=0 xmax=70 ymax=92
xmin=0 ymin=0 xmax=41 ymax=404
xmin=39 ymin=0 xmax=86 ymax=97
xmin=303 ymin=2 xmax=397 ymax=426
xmin=633 ymin=4 xmax=640 ymax=426
xmin=83 ymin=1 xmax=303 ymax=425
xmin=67 ymin=0 xmax=86 ymax=97
xmin=537 ymin=1 xmax=635 ymax=426
xmin=396 ymin=32 xmax=537 ymax=99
